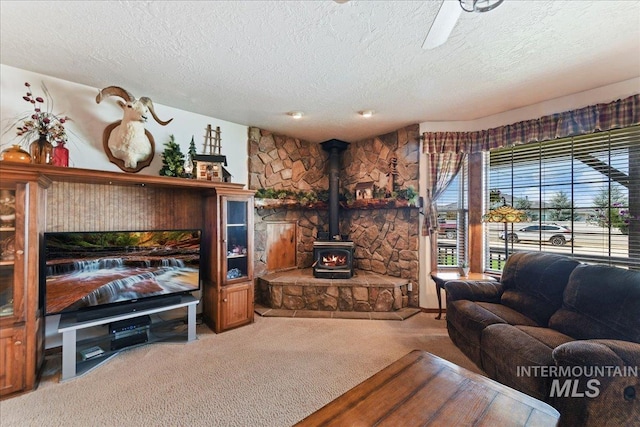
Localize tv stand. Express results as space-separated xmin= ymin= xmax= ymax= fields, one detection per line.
xmin=75 ymin=295 xmax=183 ymax=322
xmin=57 ymin=295 xmax=198 ymax=381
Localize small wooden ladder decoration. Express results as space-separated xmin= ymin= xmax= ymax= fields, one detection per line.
xmin=203 ymin=124 xmax=222 ymax=155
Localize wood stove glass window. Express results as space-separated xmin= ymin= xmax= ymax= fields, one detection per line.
xmin=317 ymin=248 xmax=350 ymax=268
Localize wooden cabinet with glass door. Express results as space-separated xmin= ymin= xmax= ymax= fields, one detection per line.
xmin=0 ymin=173 xmax=47 ymax=398
xmin=202 ymin=188 xmax=255 ymax=333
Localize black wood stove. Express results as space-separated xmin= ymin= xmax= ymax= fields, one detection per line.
xmin=312 ymin=139 xmax=354 ymax=279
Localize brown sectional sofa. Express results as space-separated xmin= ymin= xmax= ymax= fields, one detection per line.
xmin=445 ymin=251 xmax=640 ymax=427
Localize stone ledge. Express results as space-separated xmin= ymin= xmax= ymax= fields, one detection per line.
xmin=258 ymin=268 xmax=408 ymax=287
xmin=256 ymin=269 xmax=412 ymax=312
xmin=255 ymin=304 xmax=421 ymax=321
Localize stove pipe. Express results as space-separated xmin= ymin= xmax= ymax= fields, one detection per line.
xmin=320 ymin=139 xmax=350 ymax=239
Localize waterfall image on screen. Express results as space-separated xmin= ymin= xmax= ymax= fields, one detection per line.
xmin=44 ymin=230 xmax=201 ymax=316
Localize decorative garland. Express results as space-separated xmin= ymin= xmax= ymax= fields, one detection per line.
xmin=255 ymin=186 xmax=419 ymax=207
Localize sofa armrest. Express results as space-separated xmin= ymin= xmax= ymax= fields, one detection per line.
xmin=444 ymin=280 xmax=504 ymax=303
xmin=551 ymin=340 xmax=639 ymax=427
xmin=553 ymin=339 xmax=640 ymax=367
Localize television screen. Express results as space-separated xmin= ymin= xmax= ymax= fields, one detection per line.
xmin=43 ymin=230 xmax=201 ymax=317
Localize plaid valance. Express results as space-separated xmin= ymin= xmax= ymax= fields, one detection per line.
xmin=422 ymin=94 xmax=640 ymax=154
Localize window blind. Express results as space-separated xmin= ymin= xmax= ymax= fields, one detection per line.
xmin=485 ymin=125 xmax=640 ymax=271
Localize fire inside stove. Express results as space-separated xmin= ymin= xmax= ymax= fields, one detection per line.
xmin=313 ymin=241 xmax=354 ymax=279
xmin=322 ymin=253 xmax=347 ymax=267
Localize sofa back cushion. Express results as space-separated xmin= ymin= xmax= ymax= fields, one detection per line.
xmin=500 ymin=252 xmax=581 ymax=326
xmin=549 ymin=264 xmax=640 ymax=342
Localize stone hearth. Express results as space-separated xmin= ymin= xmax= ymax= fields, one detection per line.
xmin=256 ymin=268 xmax=414 ymax=316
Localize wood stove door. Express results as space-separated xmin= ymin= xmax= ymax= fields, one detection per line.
xmin=315 ymin=248 xmax=351 ymax=269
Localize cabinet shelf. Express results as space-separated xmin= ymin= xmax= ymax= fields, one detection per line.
xmin=57 ymin=295 xmax=198 ymax=381
xmin=72 ymin=317 xmax=191 ymax=377
xmin=225 ymin=275 xmax=248 ymax=281
xmin=0 ymin=178 xmax=46 ymax=397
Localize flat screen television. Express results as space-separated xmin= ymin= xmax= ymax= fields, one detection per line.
xmin=43 ymin=229 xmax=201 ymax=320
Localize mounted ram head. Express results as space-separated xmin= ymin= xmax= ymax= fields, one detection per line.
xmin=96 ymin=86 xmax=173 ymax=172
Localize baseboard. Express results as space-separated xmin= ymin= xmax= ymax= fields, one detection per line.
xmin=420 ymin=307 xmax=443 ymax=314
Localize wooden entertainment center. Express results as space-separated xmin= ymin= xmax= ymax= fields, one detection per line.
xmin=0 ymin=162 xmax=254 ymax=398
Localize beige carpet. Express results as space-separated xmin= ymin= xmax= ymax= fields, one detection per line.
xmin=0 ymin=313 xmax=481 ymax=427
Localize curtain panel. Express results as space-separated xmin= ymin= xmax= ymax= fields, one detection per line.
xmin=423 ymin=152 xmax=465 ymax=237
xmin=422 ymin=94 xmax=640 ymax=154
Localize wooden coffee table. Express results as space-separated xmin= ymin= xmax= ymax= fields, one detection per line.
xmin=431 ymin=269 xmax=496 ymax=319
xmin=295 ymin=350 xmax=559 ymax=426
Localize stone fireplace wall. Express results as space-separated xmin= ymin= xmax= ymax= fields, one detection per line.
xmin=344 ymin=208 xmax=419 ymax=281
xmin=249 ymin=125 xmax=420 ymax=306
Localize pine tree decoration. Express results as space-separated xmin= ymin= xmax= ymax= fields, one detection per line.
xmin=187 ymin=136 xmax=198 ymax=176
xmin=159 ymin=134 xmax=185 ymax=177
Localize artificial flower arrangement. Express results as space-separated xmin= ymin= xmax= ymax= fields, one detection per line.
xmin=3 ymin=82 xmax=70 ymax=165
xmin=17 ymin=82 xmax=68 ymax=140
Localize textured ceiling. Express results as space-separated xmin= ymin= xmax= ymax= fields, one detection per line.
xmin=1 ymin=0 xmax=639 ymax=143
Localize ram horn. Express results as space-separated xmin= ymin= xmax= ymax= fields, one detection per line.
xmin=139 ymin=97 xmax=173 ymax=126
xmin=96 ymin=86 xmax=134 ymax=104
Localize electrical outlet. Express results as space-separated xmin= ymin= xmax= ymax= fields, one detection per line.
xmin=407 ymin=281 xmax=413 ymax=292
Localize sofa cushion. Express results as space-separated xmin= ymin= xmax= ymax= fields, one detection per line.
xmin=446 ymin=300 xmax=539 ymax=368
xmin=548 ymin=264 xmax=640 ymax=343
xmin=481 ymin=324 xmax=575 ymax=401
xmin=500 ymin=252 xmax=581 ymax=326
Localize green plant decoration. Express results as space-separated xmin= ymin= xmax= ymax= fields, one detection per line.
xmin=159 ymin=134 xmax=185 ymax=177
xmin=396 ymin=186 xmax=419 ymax=206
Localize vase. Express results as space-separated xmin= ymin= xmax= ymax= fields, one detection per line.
xmin=52 ymin=141 xmax=69 ymax=167
xmin=0 ymin=144 xmax=32 ymax=163
xmin=29 ymin=135 xmax=53 ymax=165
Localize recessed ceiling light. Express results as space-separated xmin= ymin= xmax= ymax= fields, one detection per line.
xmin=288 ymin=111 xmax=304 ymax=119
xmin=359 ymin=110 xmax=374 ymax=118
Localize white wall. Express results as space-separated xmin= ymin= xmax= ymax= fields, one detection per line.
xmin=417 ymin=78 xmax=640 ymax=309
xmin=420 ymin=78 xmax=640 ymax=133
xmin=0 ymin=64 xmax=249 ymax=184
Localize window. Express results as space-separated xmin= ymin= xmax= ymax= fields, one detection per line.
xmin=485 ymin=125 xmax=640 ymax=271
xmin=437 ymin=158 xmax=468 ymax=267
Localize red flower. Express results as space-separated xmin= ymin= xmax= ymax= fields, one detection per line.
xmin=11 ymin=81 xmax=70 ymax=145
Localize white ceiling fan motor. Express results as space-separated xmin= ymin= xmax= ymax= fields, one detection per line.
xmin=423 ymin=0 xmax=505 ymax=50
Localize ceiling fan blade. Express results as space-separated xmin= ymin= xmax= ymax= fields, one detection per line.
xmin=422 ymin=1 xmax=462 ymax=50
